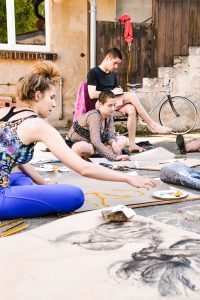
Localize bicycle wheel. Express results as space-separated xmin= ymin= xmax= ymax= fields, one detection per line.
xmin=159 ymin=96 xmax=198 ymax=134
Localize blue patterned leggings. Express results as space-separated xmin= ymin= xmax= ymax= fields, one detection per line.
xmin=0 ymin=172 xmax=84 ymax=220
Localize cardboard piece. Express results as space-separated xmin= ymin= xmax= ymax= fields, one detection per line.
xmin=0 ymin=210 xmax=200 ymax=300
xmin=134 ymin=158 xmax=200 ymax=171
xmin=32 ymin=162 xmax=200 ymax=212
xmin=90 ymin=147 xmax=175 ymax=164
xmin=90 ymin=157 xmax=200 ymax=171
xmin=77 ymin=179 xmax=200 ymax=212
xmin=129 ymin=147 xmax=175 ymax=161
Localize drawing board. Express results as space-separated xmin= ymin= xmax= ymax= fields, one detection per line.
xmin=77 ymin=179 xmax=200 ymax=212
xmin=1 ymin=210 xmax=200 ymax=300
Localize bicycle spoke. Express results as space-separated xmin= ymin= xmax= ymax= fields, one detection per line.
xmin=159 ymin=96 xmax=197 ymax=135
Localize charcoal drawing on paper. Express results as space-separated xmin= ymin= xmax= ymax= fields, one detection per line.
xmin=52 ymin=219 xmax=200 ymax=298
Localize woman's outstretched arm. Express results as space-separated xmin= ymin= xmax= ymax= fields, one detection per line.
xmin=18 ymin=118 xmax=156 ymax=189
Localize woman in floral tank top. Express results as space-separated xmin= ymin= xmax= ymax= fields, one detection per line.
xmin=0 ymin=62 xmax=155 ymax=220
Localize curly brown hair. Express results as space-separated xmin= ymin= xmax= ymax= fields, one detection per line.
xmin=16 ymin=61 xmax=60 ymax=102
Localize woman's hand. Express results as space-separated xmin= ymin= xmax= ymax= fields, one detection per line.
xmin=116 ymin=154 xmax=130 ymax=161
xmin=127 ymin=175 xmax=156 ymax=189
xmin=45 ymin=178 xmax=58 ymax=184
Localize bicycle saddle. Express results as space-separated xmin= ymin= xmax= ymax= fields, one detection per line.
xmin=126 ymin=83 xmax=142 ymax=89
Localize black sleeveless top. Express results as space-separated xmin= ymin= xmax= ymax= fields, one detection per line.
xmin=0 ymin=107 xmax=35 ymax=122
xmin=0 ymin=107 xmax=37 ymax=187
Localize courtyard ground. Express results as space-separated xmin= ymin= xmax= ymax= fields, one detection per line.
xmin=10 ymin=132 xmax=200 ymax=235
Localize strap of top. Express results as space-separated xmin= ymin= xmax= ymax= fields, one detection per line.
xmin=0 ymin=107 xmax=36 ymax=122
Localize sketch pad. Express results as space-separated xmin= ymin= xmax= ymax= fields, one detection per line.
xmin=0 ymin=210 xmax=200 ymax=300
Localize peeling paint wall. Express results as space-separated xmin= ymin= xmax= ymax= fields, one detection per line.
xmin=49 ymin=0 xmax=88 ymax=127
xmin=116 ymin=0 xmax=152 ymax=23
xmin=137 ymin=47 xmax=200 ymax=129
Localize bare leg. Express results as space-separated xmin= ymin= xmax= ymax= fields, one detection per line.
xmin=186 ymin=139 xmax=200 ymax=152
xmin=118 ymin=104 xmax=143 ymax=152
xmin=115 ymin=135 xmax=128 ymax=150
xmin=71 ymin=141 xmax=95 ymax=159
xmin=124 ymin=92 xmax=171 ymax=134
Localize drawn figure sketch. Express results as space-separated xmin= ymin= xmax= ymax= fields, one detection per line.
xmin=54 ymin=219 xmax=200 ymax=298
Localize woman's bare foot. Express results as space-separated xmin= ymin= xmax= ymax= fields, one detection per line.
xmin=148 ymin=123 xmax=171 ymax=134
xmin=129 ymin=144 xmax=144 ymax=153
xmin=186 ymin=139 xmax=200 ymax=152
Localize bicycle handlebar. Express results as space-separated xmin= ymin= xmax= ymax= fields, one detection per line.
xmin=163 ymin=79 xmax=171 ymax=87
xmin=126 ymin=83 xmax=142 ymax=89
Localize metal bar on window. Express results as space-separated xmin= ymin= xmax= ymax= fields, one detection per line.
xmin=45 ymin=0 xmax=50 ymax=51
xmin=6 ymin=0 xmax=16 ymax=46
xmin=1 ymin=0 xmax=50 ymax=52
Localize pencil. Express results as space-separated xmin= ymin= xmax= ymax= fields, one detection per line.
xmin=2 ymin=220 xmax=24 ymax=232
xmin=0 ymin=218 xmax=23 ymax=228
xmin=1 ymin=224 xmax=29 ymax=237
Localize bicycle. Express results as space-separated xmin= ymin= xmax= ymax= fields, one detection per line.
xmin=127 ymin=79 xmax=198 ymax=135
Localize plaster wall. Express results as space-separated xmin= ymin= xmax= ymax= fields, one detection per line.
xmin=49 ymin=0 xmax=88 ymax=127
xmin=137 ymin=47 xmax=200 ymax=129
xmin=0 ymin=60 xmax=35 ymax=98
xmin=116 ymin=0 xmax=152 ymax=23
xmin=0 ymin=0 xmax=89 ymax=128
xmin=96 ymin=0 xmax=116 ymax=21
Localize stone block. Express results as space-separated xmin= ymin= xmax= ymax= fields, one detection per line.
xmin=173 ymin=56 xmax=189 ymax=68
xmin=188 ymin=55 xmax=200 ymax=68
xmin=189 ymin=46 xmax=200 ymax=56
xmin=158 ymin=67 xmax=173 ymax=78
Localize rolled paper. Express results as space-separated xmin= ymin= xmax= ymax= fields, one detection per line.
xmin=160 ymin=162 xmax=200 ymax=190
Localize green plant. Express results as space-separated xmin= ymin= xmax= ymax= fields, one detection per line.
xmin=114 ymin=123 xmax=128 ymax=134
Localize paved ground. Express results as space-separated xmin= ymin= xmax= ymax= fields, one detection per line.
xmin=2 ymin=133 xmax=200 ymax=235
xmin=134 ymin=133 xmax=200 ymax=235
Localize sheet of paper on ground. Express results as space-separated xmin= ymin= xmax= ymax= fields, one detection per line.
xmin=1 ymin=210 xmax=200 ymax=300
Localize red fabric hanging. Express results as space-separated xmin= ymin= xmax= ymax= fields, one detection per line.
xmin=118 ymin=15 xmax=133 ymax=44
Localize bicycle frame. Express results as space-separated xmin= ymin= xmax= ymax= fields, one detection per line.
xmin=149 ymin=92 xmax=181 ymax=119
xmin=127 ymin=79 xmax=197 ymax=134
xmin=127 ymin=80 xmax=173 ymax=117
xmin=143 ymin=79 xmax=177 ymax=117
xmin=148 ymin=93 xmax=167 ymax=116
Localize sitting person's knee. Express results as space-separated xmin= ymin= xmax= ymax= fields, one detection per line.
xmin=80 ymin=142 xmax=95 ymax=156
xmin=125 ymin=91 xmax=138 ymax=102
xmin=87 ymin=143 xmax=95 ymax=155
xmin=72 ymin=141 xmax=93 ymax=155
xmin=124 ymin=104 xmax=137 ymax=116
xmin=118 ymin=136 xmax=128 ymax=149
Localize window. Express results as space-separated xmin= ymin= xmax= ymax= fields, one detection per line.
xmin=0 ymin=0 xmax=50 ymax=52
